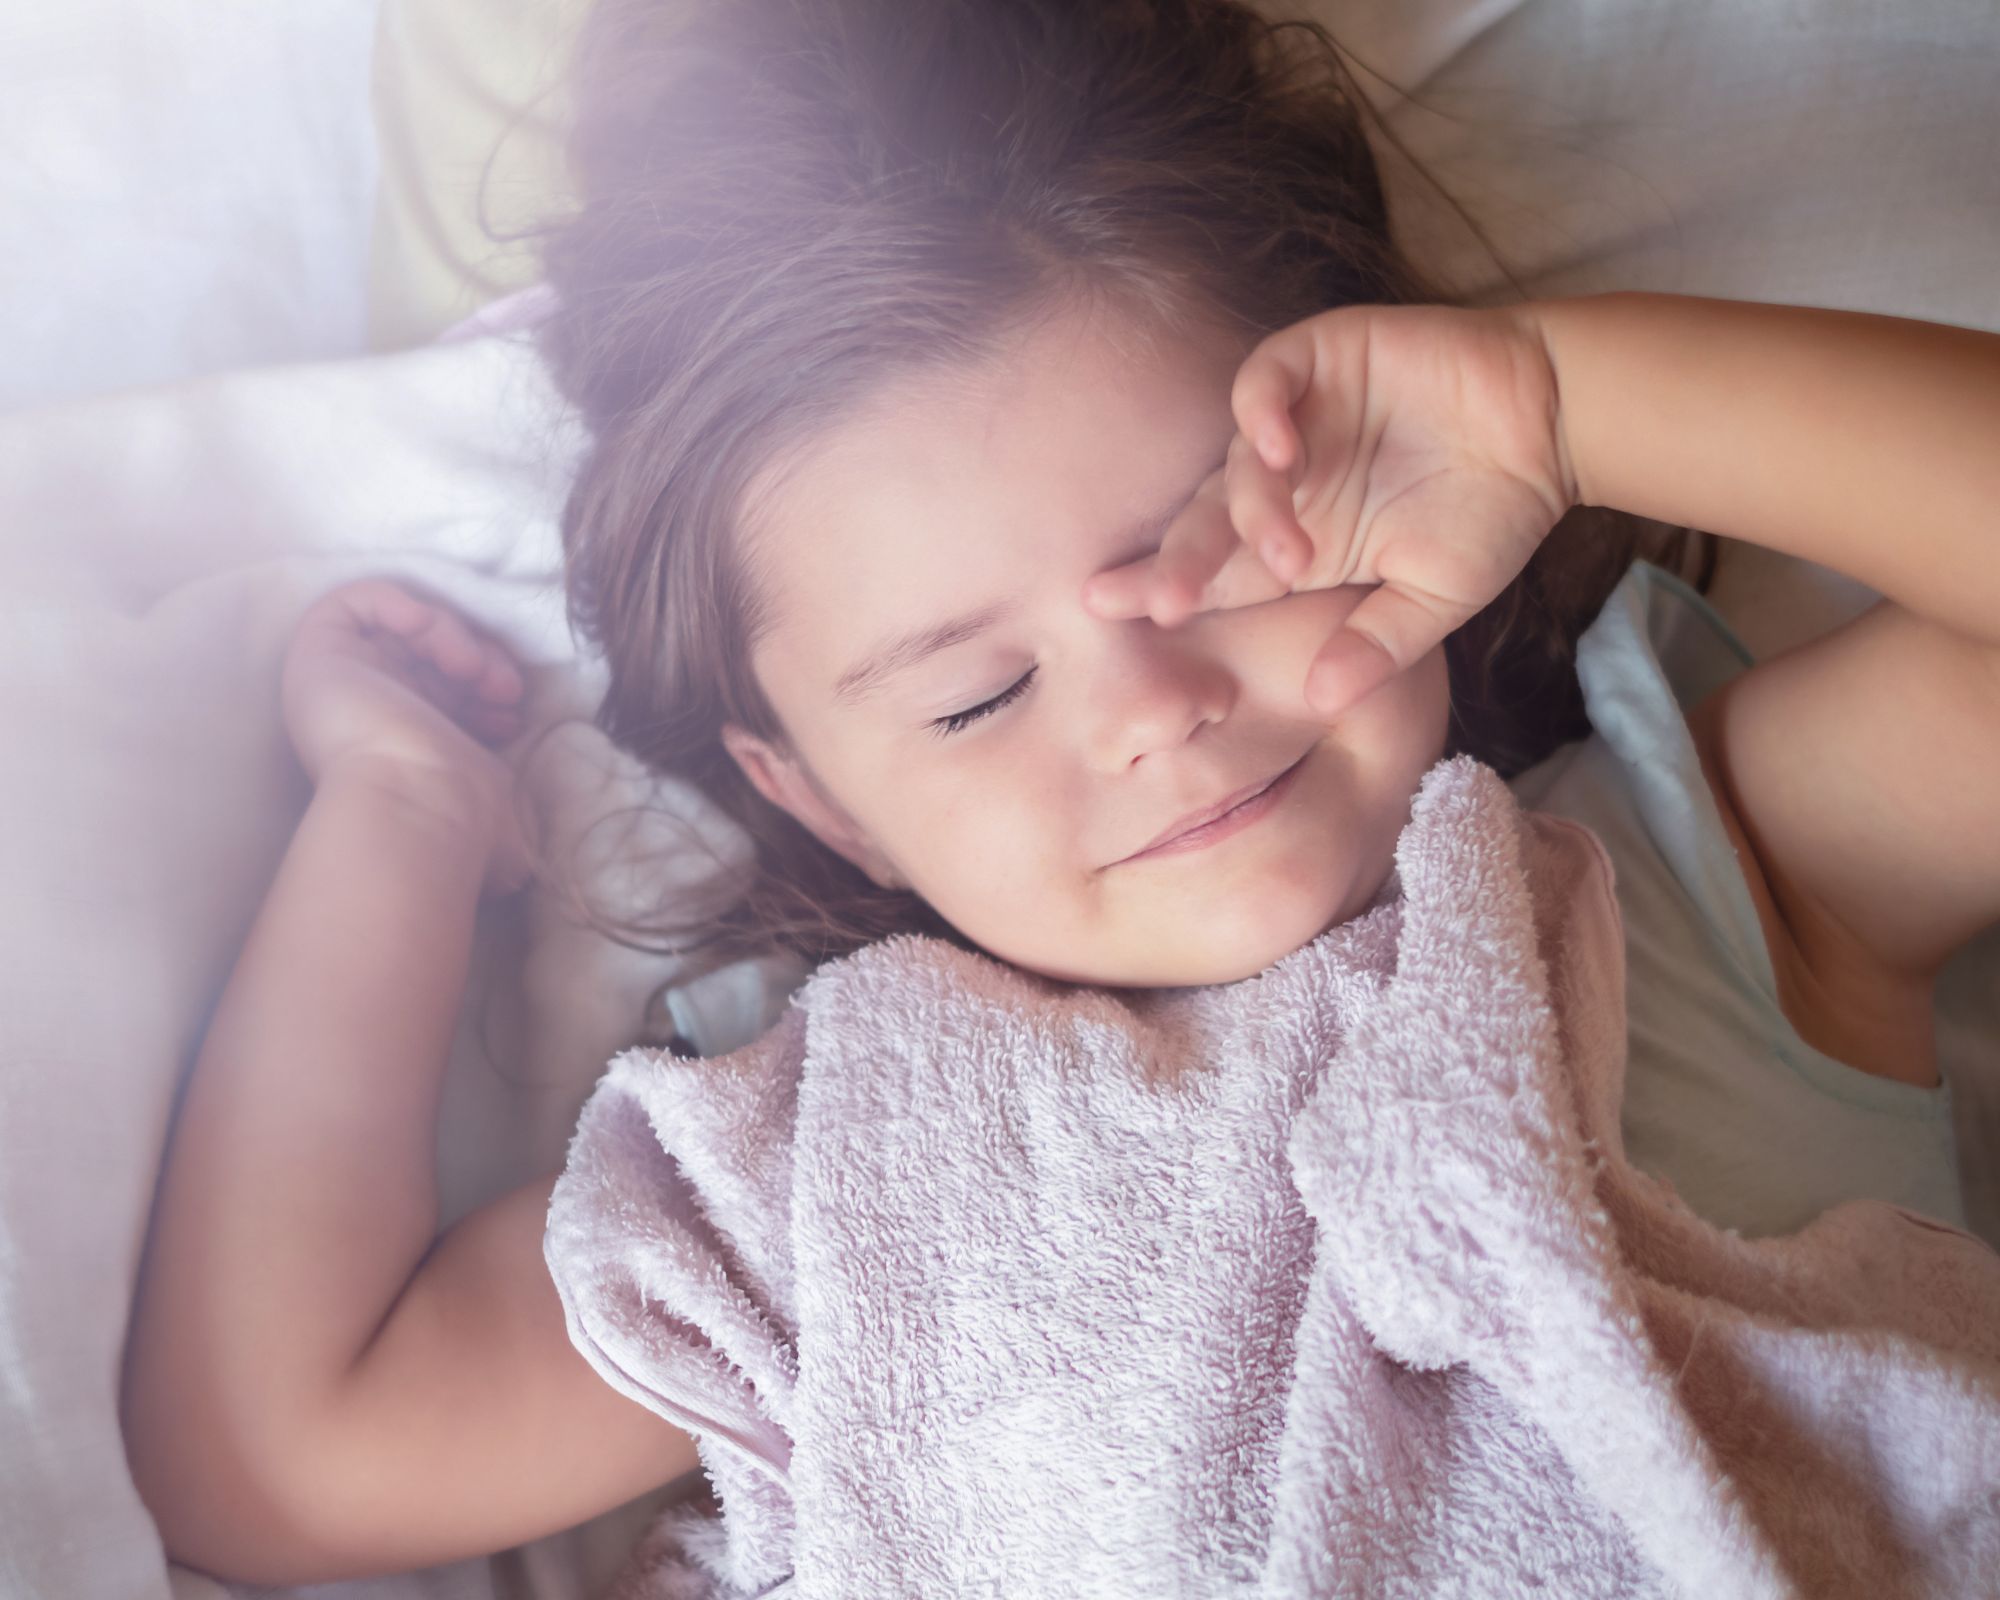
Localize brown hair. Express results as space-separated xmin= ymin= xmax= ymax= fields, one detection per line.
xmin=526 ymin=0 xmax=1714 ymax=992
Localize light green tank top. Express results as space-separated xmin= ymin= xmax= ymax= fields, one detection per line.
xmin=1510 ymin=561 xmax=1965 ymax=1239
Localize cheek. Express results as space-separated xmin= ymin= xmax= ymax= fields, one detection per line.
xmin=1340 ymin=643 xmax=1454 ymax=766
xmin=882 ymin=764 xmax=1069 ymax=911
xmin=1213 ymin=588 xmax=1373 ymax=701
xmin=900 ymin=769 xmax=1129 ymax=973
xmin=1215 ymin=588 xmax=1448 ymax=745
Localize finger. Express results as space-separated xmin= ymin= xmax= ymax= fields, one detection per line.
xmin=467 ymin=700 xmax=527 ymax=746
xmin=1145 ymin=478 xmax=1243 ymax=626
xmin=436 ymin=619 xmax=525 ymax=702
xmin=1085 ymin=513 xmax=1291 ymax=620
xmin=339 ymin=583 xmax=507 ymax=694
xmin=482 ymin=656 xmax=526 ymax=703
xmin=1224 ymin=431 xmax=1311 ymax=586
xmin=1081 ymin=470 xmax=1236 ymax=625
xmin=403 ymin=606 xmax=495 ymax=684
xmin=338 ymin=579 xmax=433 ymax=636
xmin=1302 ymin=583 xmax=1452 ymax=720
xmin=1194 ymin=537 xmax=1292 ymax=613
xmin=470 ymin=643 xmax=525 ymax=703
xmin=1081 ymin=561 xmax=1151 ymax=620
xmin=315 ymin=588 xmax=523 ymax=710
xmin=1231 ymin=321 xmax=1318 ymax=472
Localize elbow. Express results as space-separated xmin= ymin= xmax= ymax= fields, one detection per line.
xmin=121 ymin=1363 xmax=374 ymax=1586
xmin=126 ymin=1439 xmax=395 ymax=1588
xmin=124 ymin=1441 xmax=299 ymax=1585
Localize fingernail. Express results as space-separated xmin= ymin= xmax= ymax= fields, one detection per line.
xmin=1260 ymin=425 xmax=1287 ymax=468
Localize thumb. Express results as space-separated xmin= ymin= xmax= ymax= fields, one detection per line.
xmin=1303 ymin=583 xmax=1454 ymax=720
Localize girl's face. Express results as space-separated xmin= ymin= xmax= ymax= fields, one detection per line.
xmin=724 ymin=300 xmax=1451 ymax=987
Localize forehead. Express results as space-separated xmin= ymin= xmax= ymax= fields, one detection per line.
xmin=742 ymin=305 xmax=1244 ymax=692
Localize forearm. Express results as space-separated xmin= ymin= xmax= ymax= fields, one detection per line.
xmin=126 ymin=767 xmax=487 ymax=1466
xmin=1530 ymin=291 xmax=2000 ymax=646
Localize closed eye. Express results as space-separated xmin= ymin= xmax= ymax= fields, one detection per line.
xmin=929 ymin=666 xmax=1037 ymax=738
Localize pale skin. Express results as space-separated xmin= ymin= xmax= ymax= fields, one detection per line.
xmin=123 ymin=291 xmax=2000 ymax=1581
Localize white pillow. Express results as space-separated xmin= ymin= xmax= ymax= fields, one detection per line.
xmin=1290 ymin=1 xmax=2000 ymax=317
xmin=0 ymin=0 xmax=378 ymax=409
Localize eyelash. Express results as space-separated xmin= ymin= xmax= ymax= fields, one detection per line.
xmin=929 ymin=666 xmax=1038 ymax=739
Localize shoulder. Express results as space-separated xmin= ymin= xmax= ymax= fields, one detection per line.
xmin=564 ymin=1005 xmax=813 ymax=1199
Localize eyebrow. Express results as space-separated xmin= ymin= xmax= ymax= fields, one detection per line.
xmin=830 ymin=465 xmax=1219 ymax=709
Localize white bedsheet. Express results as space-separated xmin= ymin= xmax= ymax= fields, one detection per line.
xmin=3 ymin=2 xmax=1998 ymax=1599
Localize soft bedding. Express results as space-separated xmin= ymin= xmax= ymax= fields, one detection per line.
xmin=3 ymin=2 xmax=1998 ymax=1599
xmin=0 ymin=0 xmax=379 ymax=412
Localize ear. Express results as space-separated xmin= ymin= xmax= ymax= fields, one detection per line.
xmin=720 ymin=723 xmax=909 ymax=891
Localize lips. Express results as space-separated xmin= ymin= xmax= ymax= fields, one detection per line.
xmin=1116 ymin=752 xmax=1307 ymax=864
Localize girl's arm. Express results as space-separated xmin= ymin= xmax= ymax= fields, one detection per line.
xmin=1534 ymin=292 xmax=2000 ymax=1035
xmin=1533 ymin=291 xmax=2000 ymax=649
xmin=1097 ymin=289 xmax=2000 ymax=1015
xmin=122 ymin=588 xmax=697 ymax=1584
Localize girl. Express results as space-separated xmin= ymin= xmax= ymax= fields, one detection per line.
xmin=122 ymin=0 xmax=1999 ymax=1585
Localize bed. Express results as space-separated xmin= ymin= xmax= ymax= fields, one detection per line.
xmin=2 ymin=1 xmax=1995 ymax=1596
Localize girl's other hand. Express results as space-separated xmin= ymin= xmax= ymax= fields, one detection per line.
xmin=1083 ymin=303 xmax=1577 ymax=719
xmin=280 ymin=579 xmax=535 ymax=894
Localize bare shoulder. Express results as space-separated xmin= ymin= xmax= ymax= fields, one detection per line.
xmin=1682 ymin=596 xmax=2000 ymax=1089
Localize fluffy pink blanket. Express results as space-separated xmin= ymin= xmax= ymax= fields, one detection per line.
xmin=546 ymin=756 xmax=2000 ymax=1598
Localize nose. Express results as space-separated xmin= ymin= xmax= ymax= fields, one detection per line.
xmin=1081 ymin=617 xmax=1236 ymax=773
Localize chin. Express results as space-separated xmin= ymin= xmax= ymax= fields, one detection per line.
xmin=1250 ymin=843 xmax=1404 ymax=969
xmin=958 ymin=844 xmax=1398 ymax=991
xmin=1164 ymin=867 xmax=1369 ymax=986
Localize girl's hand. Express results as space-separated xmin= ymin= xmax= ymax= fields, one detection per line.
xmin=280 ymin=579 xmax=535 ymax=894
xmin=1083 ymin=303 xmax=1577 ymax=718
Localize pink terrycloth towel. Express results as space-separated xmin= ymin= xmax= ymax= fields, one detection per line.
xmin=545 ymin=755 xmax=2000 ymax=1598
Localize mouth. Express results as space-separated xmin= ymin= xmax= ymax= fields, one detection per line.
xmin=1113 ymin=751 xmax=1309 ymax=866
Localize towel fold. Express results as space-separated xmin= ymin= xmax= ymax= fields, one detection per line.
xmin=545 ymin=755 xmax=2000 ymax=1598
